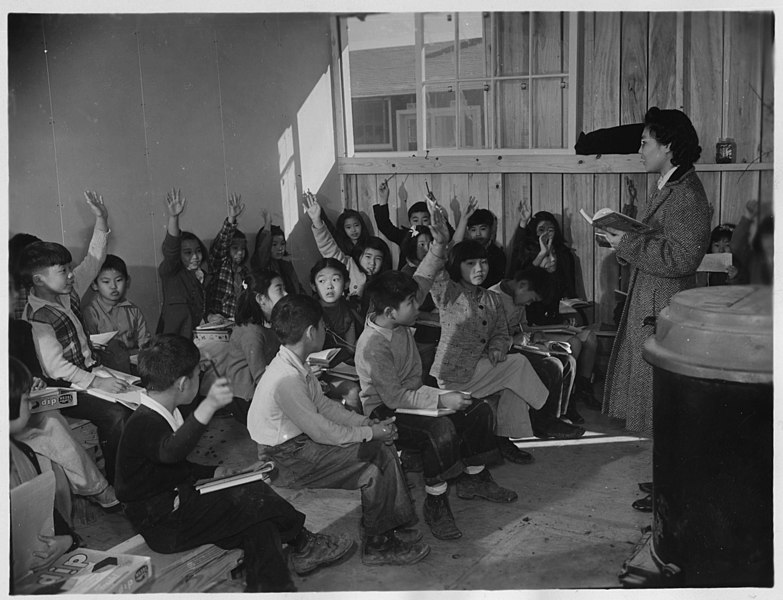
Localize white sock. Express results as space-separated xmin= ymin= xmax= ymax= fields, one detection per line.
xmin=425 ymin=482 xmax=448 ymax=496
xmin=464 ymin=465 xmax=485 ymax=476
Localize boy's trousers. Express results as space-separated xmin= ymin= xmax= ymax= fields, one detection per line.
xmin=263 ymin=436 xmax=415 ymax=536
xmin=369 ymin=399 xmax=500 ymax=486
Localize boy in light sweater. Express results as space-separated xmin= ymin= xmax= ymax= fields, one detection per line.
xmin=355 ymin=200 xmax=517 ymax=542
xmin=248 ymin=294 xmax=430 ymax=567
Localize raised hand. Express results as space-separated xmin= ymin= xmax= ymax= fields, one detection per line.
xmin=378 ymin=180 xmax=390 ymax=205
xmin=165 ymin=188 xmax=187 ymax=217
xmin=84 ymin=191 xmax=108 ymax=219
xmin=518 ymin=199 xmax=531 ymax=228
xmin=259 ymin=208 xmax=270 ymax=230
xmin=428 ymin=199 xmax=450 ymax=245
xmin=302 ymin=191 xmax=323 ymax=226
xmin=227 ymin=193 xmax=244 ymax=222
xmin=463 ymin=195 xmax=478 ymax=219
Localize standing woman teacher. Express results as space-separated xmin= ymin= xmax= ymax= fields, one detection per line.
xmin=601 ymin=107 xmax=711 ymax=437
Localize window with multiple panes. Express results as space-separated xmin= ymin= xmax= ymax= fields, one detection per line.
xmin=340 ymin=12 xmax=576 ymax=155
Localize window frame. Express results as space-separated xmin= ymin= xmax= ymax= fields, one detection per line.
xmin=336 ymin=12 xmax=578 ymax=158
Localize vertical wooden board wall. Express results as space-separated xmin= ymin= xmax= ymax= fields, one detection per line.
xmin=564 ymin=174 xmax=594 ymax=312
xmin=758 ymin=16 xmax=774 ymax=216
xmin=41 ymin=16 xmax=158 ymax=321
xmin=720 ymin=12 xmax=764 ymax=224
xmin=8 ymin=15 xmax=64 ymax=244
xmin=503 ymin=174 xmax=531 ymax=271
xmin=620 ymin=13 xmax=648 ymax=125
xmin=355 ymin=174 xmax=379 ymax=236
xmin=587 ymin=13 xmax=621 ymax=129
xmin=685 ymin=12 xmax=723 ymax=164
xmin=594 ymin=175 xmax=621 ymax=324
xmin=700 ymin=173 xmax=722 ymax=226
xmin=647 ymin=13 xmax=677 ymax=109
xmin=488 ymin=173 xmax=504 ymax=246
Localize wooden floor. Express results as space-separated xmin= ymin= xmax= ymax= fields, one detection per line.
xmin=78 ymin=396 xmax=662 ymax=593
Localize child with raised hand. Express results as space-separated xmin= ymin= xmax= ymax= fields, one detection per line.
xmin=19 ymin=191 xmax=132 ymax=483
xmin=204 ymin=193 xmax=249 ymax=321
xmin=304 ymin=192 xmax=391 ymax=299
xmin=430 ymin=238 xmax=584 ymax=459
xmin=250 ymin=209 xmax=307 ymax=295
xmin=452 ymin=197 xmax=506 ymax=288
xmin=157 ymin=189 xmax=209 ymax=338
xmin=224 ymin=269 xmax=287 ymax=424
xmin=249 ymin=294 xmax=430 ymax=567
xmin=356 ymin=201 xmax=516 ymax=542
xmin=83 ymin=254 xmax=151 ymax=372
xmin=374 ymin=180 xmax=454 ymax=269
xmin=115 ymin=334 xmax=352 ymax=593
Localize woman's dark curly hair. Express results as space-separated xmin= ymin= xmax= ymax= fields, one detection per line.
xmin=644 ymin=107 xmax=701 ymax=167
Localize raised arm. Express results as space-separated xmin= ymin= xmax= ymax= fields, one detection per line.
xmin=373 ymin=181 xmax=405 ymax=245
xmin=208 ymin=193 xmax=244 ymax=270
xmin=73 ymin=191 xmax=110 ymax=294
xmin=303 ymin=192 xmax=351 ymax=269
xmin=412 ymin=197 xmax=449 ymax=301
xmin=452 ymin=196 xmax=477 ymax=244
xmin=159 ymin=190 xmax=187 ymax=276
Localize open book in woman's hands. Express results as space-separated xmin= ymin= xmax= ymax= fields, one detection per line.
xmin=580 ymin=208 xmax=651 ymax=234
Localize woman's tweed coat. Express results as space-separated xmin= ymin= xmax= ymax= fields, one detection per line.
xmin=603 ymin=167 xmax=711 ymax=435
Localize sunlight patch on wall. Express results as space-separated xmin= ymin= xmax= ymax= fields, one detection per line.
xmin=296 ymin=67 xmax=335 ymax=200
xmin=278 ymin=125 xmax=297 ymax=239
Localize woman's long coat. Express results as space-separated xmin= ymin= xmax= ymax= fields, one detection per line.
xmin=603 ymin=167 xmax=711 ymax=435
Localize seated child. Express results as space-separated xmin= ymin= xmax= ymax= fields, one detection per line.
xmin=157 ymin=189 xmax=208 ymax=337
xmin=304 ymin=192 xmax=391 ymax=300
xmin=18 ymin=200 xmax=132 ymax=484
xmin=489 ymin=267 xmax=583 ymax=426
xmin=507 ymin=209 xmax=600 ymax=407
xmin=309 ymin=258 xmax=362 ymax=412
xmin=356 ymin=204 xmax=516 ymax=542
xmin=11 ymin=290 xmax=119 ymax=511
xmin=83 ymin=254 xmax=151 ymax=372
xmin=452 ymin=199 xmax=506 ymax=289
xmin=373 ymin=180 xmax=454 ymax=269
xmin=430 ymin=240 xmax=584 ymax=455
xmin=248 ymin=295 xmax=430 ymax=566
xmin=250 ymin=211 xmax=307 ymax=295
xmin=204 ymin=193 xmax=249 ymax=321
xmin=115 ymin=334 xmax=352 ymax=592
xmin=223 ymin=269 xmax=287 ymax=423
xmin=10 ymin=358 xmax=80 ymax=588
xmin=10 ymin=233 xmax=42 ymax=319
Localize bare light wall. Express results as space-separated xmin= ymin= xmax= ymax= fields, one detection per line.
xmin=9 ymin=13 xmax=341 ymax=326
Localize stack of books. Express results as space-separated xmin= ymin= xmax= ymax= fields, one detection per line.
xmin=306 ymin=348 xmax=341 ymax=368
xmin=193 ymin=321 xmax=235 ymax=343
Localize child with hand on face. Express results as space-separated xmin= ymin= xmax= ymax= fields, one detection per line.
xmin=156 ymin=189 xmax=209 ymax=338
xmin=224 ymin=270 xmax=288 ymax=424
xmin=251 ymin=210 xmax=307 ymax=296
xmin=83 ymin=254 xmax=151 ymax=372
xmin=205 ymin=193 xmax=249 ymax=322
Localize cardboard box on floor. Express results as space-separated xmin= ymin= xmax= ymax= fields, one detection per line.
xmin=109 ymin=535 xmax=243 ymax=593
xmin=14 ymin=548 xmax=151 ymax=594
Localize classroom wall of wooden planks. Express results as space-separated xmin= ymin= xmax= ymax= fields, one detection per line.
xmin=340 ymin=12 xmax=774 ymax=324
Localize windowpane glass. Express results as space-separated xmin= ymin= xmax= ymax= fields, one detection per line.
xmin=424 ymin=13 xmax=455 ymax=81
xmin=347 ymin=14 xmax=416 ymax=151
xmin=531 ymin=78 xmax=566 ymax=148
xmin=532 ymin=12 xmax=568 ymax=75
xmin=495 ymin=12 xmax=529 ymax=77
xmin=458 ymin=12 xmax=488 ymax=79
xmin=458 ymin=82 xmax=488 ymax=149
xmin=496 ymin=80 xmax=529 ymax=149
xmin=425 ymin=84 xmax=457 ymax=149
